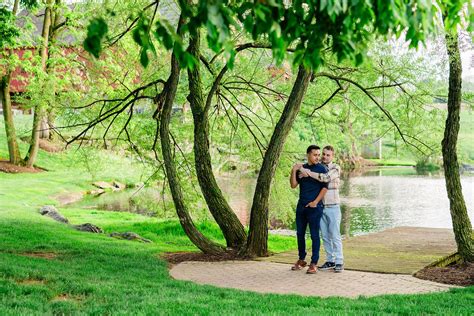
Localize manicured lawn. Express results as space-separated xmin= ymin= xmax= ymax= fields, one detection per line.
xmin=1 ymin=118 xmax=473 ymax=315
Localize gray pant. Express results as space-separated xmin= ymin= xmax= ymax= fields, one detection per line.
xmin=320 ymin=205 xmax=344 ymax=264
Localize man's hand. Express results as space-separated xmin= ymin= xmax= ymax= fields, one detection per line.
xmin=298 ymin=167 xmax=310 ymax=178
xmin=305 ymin=200 xmax=318 ymax=208
xmin=292 ymin=163 xmax=303 ymax=171
xmin=290 ymin=163 xmax=303 ymax=189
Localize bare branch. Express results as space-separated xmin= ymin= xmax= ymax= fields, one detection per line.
xmin=308 ymin=85 xmax=342 ymax=117
xmin=107 ymin=1 xmax=160 ymax=47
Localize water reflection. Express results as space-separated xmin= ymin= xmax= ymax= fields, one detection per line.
xmin=340 ymin=167 xmax=474 ymax=236
xmin=68 ymin=167 xmax=473 ymax=237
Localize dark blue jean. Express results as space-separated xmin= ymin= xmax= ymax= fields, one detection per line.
xmin=296 ymin=203 xmax=324 ymax=264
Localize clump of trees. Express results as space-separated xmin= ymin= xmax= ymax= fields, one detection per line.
xmin=2 ymin=0 xmax=472 ymax=262
xmin=78 ymin=0 xmax=473 ymax=261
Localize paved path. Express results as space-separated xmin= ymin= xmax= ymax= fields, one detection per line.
xmin=260 ymin=227 xmax=457 ymax=274
xmin=170 ymin=261 xmax=458 ymax=298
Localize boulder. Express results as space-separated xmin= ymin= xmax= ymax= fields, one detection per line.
xmin=92 ymin=181 xmax=114 ymax=189
xmin=113 ymin=181 xmax=126 ymax=190
xmin=39 ymin=205 xmax=69 ymax=224
xmin=73 ymin=223 xmax=103 ymax=233
xmin=109 ymin=232 xmax=152 ymax=243
xmin=88 ymin=189 xmax=105 ymax=195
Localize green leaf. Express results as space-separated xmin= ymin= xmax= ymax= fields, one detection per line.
xmin=83 ymin=18 xmax=108 ymax=58
xmin=140 ymin=49 xmax=149 ymax=68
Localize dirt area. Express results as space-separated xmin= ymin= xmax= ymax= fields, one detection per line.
xmin=0 ymin=160 xmax=42 ymax=173
xmin=53 ymin=192 xmax=84 ymax=205
xmin=19 ymin=137 xmax=64 ymax=153
xmin=415 ymin=262 xmax=474 ymax=286
xmin=51 ymin=294 xmax=84 ymax=302
xmin=38 ymin=139 xmax=64 ymax=153
xmin=260 ymin=227 xmax=457 ymax=274
xmin=16 ymin=279 xmax=46 ymax=285
xmin=19 ymin=252 xmax=58 ymax=260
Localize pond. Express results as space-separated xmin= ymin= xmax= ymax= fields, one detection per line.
xmin=69 ymin=167 xmax=474 ymax=237
xmin=337 ymin=167 xmax=474 ymax=236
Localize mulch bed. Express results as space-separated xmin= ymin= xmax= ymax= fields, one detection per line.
xmin=414 ymin=262 xmax=474 ymax=286
xmin=162 ymin=251 xmax=251 ymax=265
xmin=0 ymin=160 xmax=42 ymax=173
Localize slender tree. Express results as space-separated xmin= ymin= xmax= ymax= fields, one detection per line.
xmin=441 ymin=6 xmax=474 ymax=262
xmin=25 ymin=0 xmax=53 ymax=167
xmin=245 ymin=65 xmax=312 ymax=256
xmin=159 ymin=21 xmax=224 ymax=254
xmin=187 ymin=31 xmax=247 ymax=249
xmin=0 ymin=0 xmax=22 ymax=164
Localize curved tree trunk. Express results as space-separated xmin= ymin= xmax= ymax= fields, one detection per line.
xmin=187 ymin=31 xmax=247 ymax=249
xmin=442 ymin=28 xmax=474 ymax=262
xmin=25 ymin=0 xmax=53 ymax=167
xmin=1 ymin=0 xmax=22 ymax=165
xmin=245 ymin=65 xmax=312 ymax=257
xmin=1 ymin=75 xmax=21 ymax=164
xmin=159 ymin=39 xmax=224 ymax=255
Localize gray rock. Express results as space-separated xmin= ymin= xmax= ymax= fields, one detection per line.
xmin=88 ymin=188 xmax=105 ymax=195
xmin=92 ymin=181 xmax=114 ymax=189
xmin=113 ymin=181 xmax=126 ymax=190
xmin=73 ymin=223 xmax=103 ymax=233
xmin=109 ymin=232 xmax=152 ymax=243
xmin=39 ymin=205 xmax=69 ymax=224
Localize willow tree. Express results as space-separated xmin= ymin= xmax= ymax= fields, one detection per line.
xmin=84 ymin=0 xmax=466 ymax=257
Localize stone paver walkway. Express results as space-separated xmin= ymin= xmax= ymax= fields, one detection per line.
xmin=260 ymin=227 xmax=457 ymax=274
xmin=170 ymin=261 xmax=458 ymax=298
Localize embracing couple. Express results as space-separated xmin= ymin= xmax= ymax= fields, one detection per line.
xmin=290 ymin=145 xmax=343 ymax=274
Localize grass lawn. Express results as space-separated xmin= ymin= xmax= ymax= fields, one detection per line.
xmin=1 ymin=117 xmax=473 ymax=314
xmin=458 ymin=109 xmax=474 ymax=163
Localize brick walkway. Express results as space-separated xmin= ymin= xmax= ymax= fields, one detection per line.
xmin=170 ymin=261 xmax=458 ymax=298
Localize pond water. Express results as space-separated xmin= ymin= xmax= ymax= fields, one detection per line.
xmin=70 ymin=167 xmax=474 ymax=237
xmin=337 ymin=167 xmax=474 ymax=236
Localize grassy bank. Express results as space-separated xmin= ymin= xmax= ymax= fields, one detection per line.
xmin=1 ymin=117 xmax=473 ymax=314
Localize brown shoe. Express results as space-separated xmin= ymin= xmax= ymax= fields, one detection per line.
xmin=291 ymin=259 xmax=307 ymax=270
xmin=306 ymin=263 xmax=317 ymax=274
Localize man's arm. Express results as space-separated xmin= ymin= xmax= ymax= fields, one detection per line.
xmin=290 ymin=163 xmax=302 ymax=189
xmin=306 ymin=188 xmax=328 ymax=207
xmin=299 ymin=165 xmax=340 ymax=183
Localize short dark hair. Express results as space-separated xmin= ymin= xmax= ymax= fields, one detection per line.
xmin=323 ymin=145 xmax=334 ymax=153
xmin=306 ymin=145 xmax=320 ymax=153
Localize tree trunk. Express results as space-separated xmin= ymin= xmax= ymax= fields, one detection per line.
xmin=442 ymin=29 xmax=474 ymax=262
xmin=159 ymin=24 xmax=224 ymax=255
xmin=44 ymin=0 xmax=62 ymax=141
xmin=245 ymin=65 xmax=312 ymax=257
xmin=1 ymin=76 xmax=21 ymax=164
xmin=187 ymin=31 xmax=247 ymax=249
xmin=1 ymin=0 xmax=22 ymax=165
xmin=25 ymin=0 xmax=53 ymax=167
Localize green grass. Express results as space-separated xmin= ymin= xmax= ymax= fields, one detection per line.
xmin=367 ymin=158 xmax=416 ymax=167
xmin=458 ymin=109 xmax=474 ymax=163
xmin=1 ymin=117 xmax=473 ymax=314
